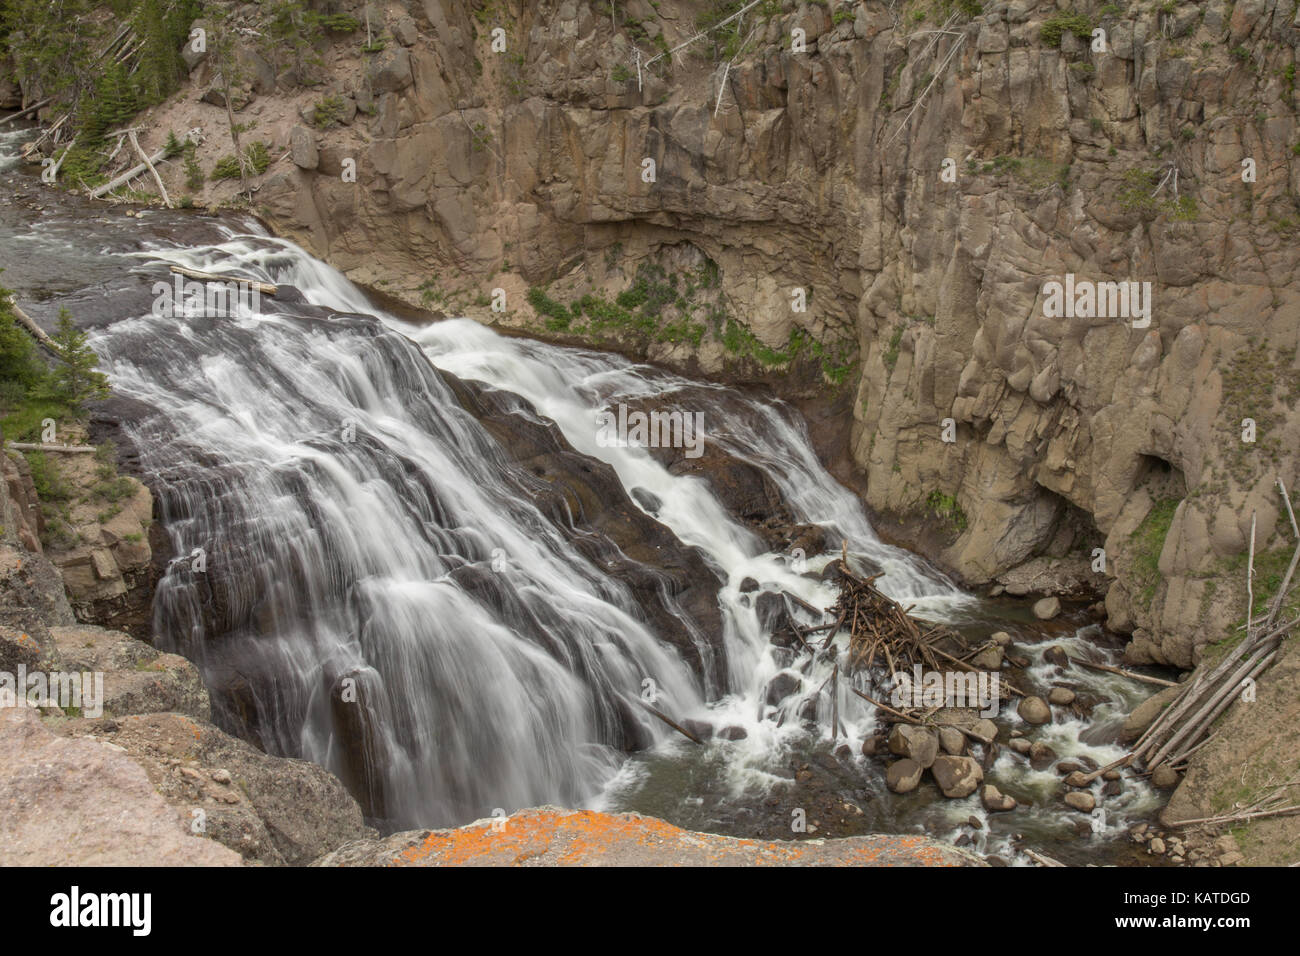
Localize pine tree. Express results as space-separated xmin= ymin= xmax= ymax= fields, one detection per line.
xmin=46 ymin=310 xmax=109 ymax=412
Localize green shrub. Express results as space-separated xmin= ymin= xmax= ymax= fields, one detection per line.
xmin=925 ymin=490 xmax=968 ymax=532
xmin=1041 ymin=11 xmax=1094 ymax=47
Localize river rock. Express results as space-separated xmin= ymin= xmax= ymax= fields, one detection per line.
xmin=991 ymin=631 xmax=1013 ymax=646
xmin=1033 ymin=597 xmax=1061 ymax=620
xmin=1101 ymin=779 xmax=1122 ymax=797
xmin=1017 ymin=696 xmax=1051 ymax=725
xmin=1103 ymin=769 xmax=1121 ymax=781
xmin=981 ymin=784 xmax=1016 ymax=812
xmin=972 ymin=645 xmax=1003 ymax=670
xmin=860 ymin=735 xmax=884 ymax=757
xmin=1009 ymin=737 xmax=1032 ymax=755
xmin=1149 ymin=837 xmax=1167 ymax=855
xmin=931 ymin=755 xmax=983 ymax=798
xmin=970 ymin=718 xmax=998 ymax=744
xmin=1063 ymin=771 xmax=1090 ymax=788
xmin=718 ymin=725 xmax=748 ymax=741
xmin=1043 ymin=645 xmax=1070 ymax=667
xmin=1048 ymin=687 xmax=1076 ymax=706
xmin=888 ymin=724 xmax=939 ymax=768
xmin=1029 ymin=741 xmax=1057 ymax=770
xmin=886 ymin=758 xmax=923 ymax=793
xmin=938 ymin=726 xmax=966 ymax=755
xmin=1064 ymin=791 xmax=1096 ymax=812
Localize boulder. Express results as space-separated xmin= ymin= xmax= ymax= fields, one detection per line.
xmin=367 ymin=47 xmax=413 ymax=92
xmin=1009 ymin=737 xmax=1032 ymax=755
xmin=1048 ymin=686 xmax=1076 ymax=706
xmin=1033 ymin=597 xmax=1061 ymax=619
xmin=990 ymin=631 xmax=1013 ymax=646
xmin=1120 ymin=685 xmax=1181 ymax=743
xmin=938 ymin=726 xmax=966 ymax=756
xmin=886 ymin=758 xmax=923 ymax=793
xmin=1028 ymin=741 xmax=1056 ymax=770
xmin=970 ymin=718 xmax=998 ymax=744
xmin=1043 ymin=645 xmax=1070 ymax=667
xmin=971 ymin=645 xmax=1003 ymax=670
xmin=763 ymin=671 xmax=802 ymax=707
xmin=1017 ymin=696 xmax=1051 ymax=725
xmin=981 ymin=783 xmax=1016 ymax=812
xmin=888 ymin=724 xmax=939 ymax=768
xmin=931 ymin=755 xmax=983 ymax=798
xmin=1064 ymin=791 xmax=1096 ymax=812
xmin=0 ymin=709 xmax=242 ymax=866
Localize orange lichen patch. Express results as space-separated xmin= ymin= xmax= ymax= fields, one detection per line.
xmin=385 ymin=808 xmax=977 ymax=867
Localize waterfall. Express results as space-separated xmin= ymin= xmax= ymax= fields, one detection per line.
xmin=91 ymin=226 xmax=972 ymax=831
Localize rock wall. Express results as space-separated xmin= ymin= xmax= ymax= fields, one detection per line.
xmin=101 ymin=0 xmax=1300 ymax=669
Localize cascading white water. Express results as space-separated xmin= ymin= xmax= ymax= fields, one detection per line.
xmin=95 ymin=238 xmax=706 ymax=828
xmin=80 ymin=223 xmax=1160 ymax=859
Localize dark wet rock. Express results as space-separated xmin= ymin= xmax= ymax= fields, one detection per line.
xmin=1043 ymin=646 xmax=1071 ymax=668
xmin=442 ymin=372 xmax=727 ymax=694
xmin=629 ymin=486 xmax=662 ymax=514
xmin=738 ymin=576 xmax=759 ymax=593
xmin=680 ymin=719 xmax=714 ymax=741
xmin=764 ymin=671 xmax=803 ymax=707
xmin=718 ymin=725 xmax=748 ymax=741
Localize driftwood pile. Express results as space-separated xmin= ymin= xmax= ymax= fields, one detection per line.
xmin=830 ymin=559 xmax=955 ymax=676
xmin=825 ymin=550 xmax=1020 ymax=698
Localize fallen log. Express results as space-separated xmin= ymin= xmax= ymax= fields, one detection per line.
xmin=1068 ymin=657 xmax=1179 ymax=687
xmin=6 ymin=299 xmax=60 ymax=357
xmin=636 ymin=699 xmax=703 ymax=745
xmin=5 ymin=442 xmax=98 ymax=453
xmin=0 ymin=98 xmax=52 ymax=127
xmin=168 ymin=265 xmax=277 ymax=297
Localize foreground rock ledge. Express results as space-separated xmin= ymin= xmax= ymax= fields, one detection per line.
xmin=314 ymin=807 xmax=983 ymax=867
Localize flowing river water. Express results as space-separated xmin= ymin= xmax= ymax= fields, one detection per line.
xmin=0 ymin=140 xmax=1169 ymax=865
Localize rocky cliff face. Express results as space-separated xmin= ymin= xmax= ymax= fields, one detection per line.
xmin=77 ymin=0 xmax=1300 ymax=672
